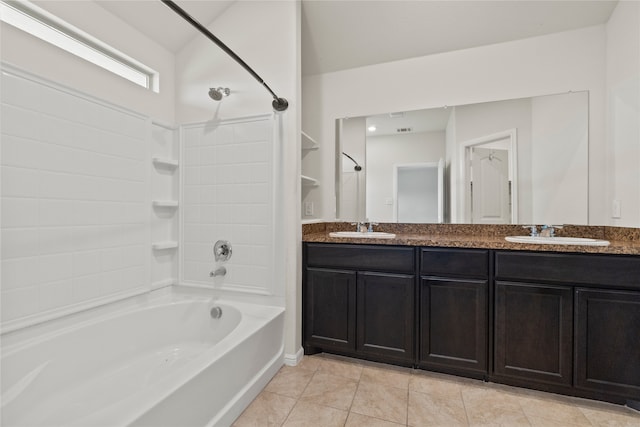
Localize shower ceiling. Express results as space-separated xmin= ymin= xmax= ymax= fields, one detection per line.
xmin=94 ymin=0 xmax=618 ymax=76
xmin=95 ymin=0 xmax=234 ymax=52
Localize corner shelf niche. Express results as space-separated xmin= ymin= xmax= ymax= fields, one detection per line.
xmin=301 ymin=130 xmax=320 ymax=187
xmin=152 ymin=241 xmax=179 ymax=250
xmin=152 ymin=156 xmax=179 ymax=169
xmin=301 ymin=175 xmax=319 ymax=187
xmin=152 ymin=200 xmax=179 ymax=208
xmin=150 ymin=121 xmax=179 ymax=292
xmin=302 ymin=131 xmax=319 ymax=151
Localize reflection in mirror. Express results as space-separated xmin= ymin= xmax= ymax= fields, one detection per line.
xmin=335 ymin=91 xmax=589 ymax=225
xmin=461 ymin=129 xmax=518 ymax=224
xmin=394 ymin=160 xmax=444 ymax=223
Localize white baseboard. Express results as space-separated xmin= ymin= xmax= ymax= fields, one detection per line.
xmin=283 ymin=347 xmax=304 ymax=366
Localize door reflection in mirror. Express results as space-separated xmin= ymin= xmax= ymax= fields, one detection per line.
xmin=394 ymin=160 xmax=444 ymax=223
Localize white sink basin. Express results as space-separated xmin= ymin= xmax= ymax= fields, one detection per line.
xmin=329 ymin=231 xmax=396 ymax=239
xmin=505 ymin=236 xmax=610 ymax=246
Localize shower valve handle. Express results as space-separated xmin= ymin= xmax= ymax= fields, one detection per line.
xmin=214 ymin=240 xmax=232 ymax=262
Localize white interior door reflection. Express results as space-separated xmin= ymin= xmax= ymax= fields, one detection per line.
xmin=461 ymin=129 xmax=518 ymax=224
xmin=471 ymin=148 xmax=510 ymax=224
xmin=393 ymin=160 xmax=444 ymax=223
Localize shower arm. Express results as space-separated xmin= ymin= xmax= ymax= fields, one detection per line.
xmin=342 ymin=152 xmax=362 ymax=171
xmin=161 ymin=0 xmax=289 ymax=112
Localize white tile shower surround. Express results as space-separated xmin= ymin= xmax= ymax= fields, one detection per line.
xmin=235 ymin=354 xmax=640 ymax=427
xmin=1 ymin=68 xmax=150 ymax=329
xmin=180 ymin=117 xmax=275 ymax=295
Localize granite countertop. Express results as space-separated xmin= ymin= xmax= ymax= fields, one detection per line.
xmin=302 ymin=223 xmax=640 ymax=255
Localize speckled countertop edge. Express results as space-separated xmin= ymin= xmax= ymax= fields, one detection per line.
xmin=302 ymin=223 xmax=640 ymax=255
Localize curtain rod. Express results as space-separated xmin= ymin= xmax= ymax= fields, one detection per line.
xmin=161 ymin=0 xmax=289 ymax=112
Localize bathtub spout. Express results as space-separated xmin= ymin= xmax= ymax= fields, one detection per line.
xmin=210 ymin=266 xmax=227 ymax=277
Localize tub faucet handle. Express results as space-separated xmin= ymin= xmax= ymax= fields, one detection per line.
xmin=214 ymin=240 xmax=232 ymax=262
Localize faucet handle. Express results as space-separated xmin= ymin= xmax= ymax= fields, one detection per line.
xmin=367 ymin=222 xmax=378 ymax=232
xmin=522 ymin=225 xmax=539 ymax=237
xmin=350 ymin=221 xmax=365 ymax=232
xmin=214 ymin=240 xmax=232 ymax=262
xmin=541 ymin=225 xmax=563 ymax=237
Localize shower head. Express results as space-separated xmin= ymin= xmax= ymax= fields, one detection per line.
xmin=209 ymin=87 xmax=230 ymax=101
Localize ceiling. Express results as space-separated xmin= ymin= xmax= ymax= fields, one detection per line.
xmin=95 ymin=0 xmax=618 ymax=76
xmin=95 ymin=0 xmax=234 ymax=52
xmin=366 ymin=108 xmax=452 ymax=136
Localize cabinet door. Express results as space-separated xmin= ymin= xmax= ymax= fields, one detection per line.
xmin=419 ymin=277 xmax=488 ymax=376
xmin=494 ymin=281 xmax=573 ymax=386
xmin=575 ymin=288 xmax=640 ymax=400
xmin=357 ymin=271 xmax=415 ymax=363
xmin=305 ymin=268 xmax=356 ymax=351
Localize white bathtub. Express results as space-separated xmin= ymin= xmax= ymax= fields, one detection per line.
xmin=0 ymin=286 xmax=285 ymax=427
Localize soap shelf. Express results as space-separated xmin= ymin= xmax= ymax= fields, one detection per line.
xmin=152 ymin=156 xmax=179 ymax=169
xmin=302 ymin=131 xmax=319 ymax=151
xmin=301 ymin=175 xmax=319 ymax=187
xmin=152 ymin=200 xmax=179 ymax=208
xmin=152 ymin=241 xmax=178 ymax=250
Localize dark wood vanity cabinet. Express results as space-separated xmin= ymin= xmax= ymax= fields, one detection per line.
xmin=575 ymin=288 xmax=640 ymax=400
xmin=494 ymin=281 xmax=573 ymax=386
xmin=357 ymin=271 xmax=414 ymax=362
xmin=304 ymin=268 xmax=356 ymax=351
xmin=494 ymin=251 xmax=640 ymax=403
xmin=303 ymin=243 xmax=416 ymax=365
xmin=418 ymin=248 xmax=489 ymax=378
xmin=303 ymin=242 xmax=640 ymax=405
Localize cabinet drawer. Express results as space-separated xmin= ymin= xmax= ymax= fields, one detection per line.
xmin=495 ymin=251 xmax=640 ymax=289
xmin=420 ymin=248 xmax=488 ymax=278
xmin=306 ymin=243 xmax=415 ymax=273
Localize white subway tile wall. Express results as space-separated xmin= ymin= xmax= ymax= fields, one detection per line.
xmin=0 ymin=69 xmax=150 ymax=327
xmin=181 ymin=117 xmax=274 ymax=295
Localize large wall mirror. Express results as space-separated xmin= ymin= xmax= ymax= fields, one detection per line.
xmin=335 ymin=91 xmax=589 ymax=225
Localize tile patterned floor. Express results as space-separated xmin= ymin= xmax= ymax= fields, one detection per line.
xmin=233 ymin=354 xmax=640 ymax=427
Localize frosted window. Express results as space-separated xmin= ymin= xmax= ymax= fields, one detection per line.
xmin=0 ymin=0 xmax=159 ymax=91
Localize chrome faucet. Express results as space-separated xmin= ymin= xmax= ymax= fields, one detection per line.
xmin=367 ymin=221 xmax=378 ymax=233
xmin=540 ymin=225 xmax=563 ymax=238
xmin=522 ymin=225 xmax=539 ymax=237
xmin=351 ymin=221 xmax=366 ymax=232
xmin=210 ymin=266 xmax=227 ymax=277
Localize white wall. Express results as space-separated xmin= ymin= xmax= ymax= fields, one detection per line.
xmin=366 ymin=131 xmax=445 ymax=222
xmin=303 ymin=25 xmax=607 ymax=224
xmin=606 ymin=1 xmax=640 ymax=227
xmin=531 ymin=92 xmax=589 ymax=225
xmin=180 ymin=117 xmax=276 ymax=297
xmin=1 ymin=67 xmax=151 ymax=331
xmin=0 ymin=1 xmax=175 ymax=123
xmin=174 ymin=1 xmax=302 ymax=360
xmin=175 ymin=1 xmax=298 ymax=124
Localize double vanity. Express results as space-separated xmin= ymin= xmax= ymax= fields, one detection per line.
xmin=302 ymin=222 xmax=640 ymax=407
